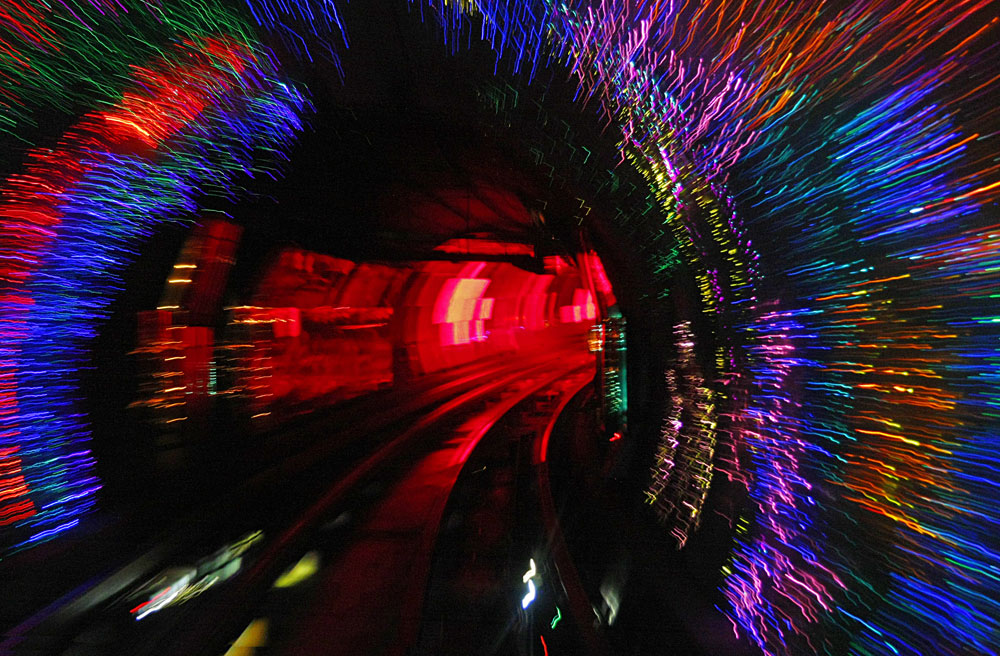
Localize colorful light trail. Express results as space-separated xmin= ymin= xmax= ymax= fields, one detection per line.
xmin=0 ymin=22 xmax=309 ymax=553
xmin=1 ymin=2 xmax=998 ymax=655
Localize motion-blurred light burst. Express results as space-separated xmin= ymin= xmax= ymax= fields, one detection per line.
xmin=2 ymin=1 xmax=999 ymax=655
xmin=0 ymin=23 xmax=310 ymax=554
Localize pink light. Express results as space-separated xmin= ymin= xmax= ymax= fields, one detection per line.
xmin=478 ymin=297 xmax=495 ymax=319
xmin=559 ymin=289 xmax=597 ymax=323
xmin=433 ymin=276 xmax=492 ymax=345
xmin=579 ymin=289 xmax=597 ymax=320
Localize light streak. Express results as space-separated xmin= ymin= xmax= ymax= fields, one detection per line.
xmin=2 ymin=3 xmax=999 ymax=656
xmin=522 ymin=578 xmax=536 ymax=609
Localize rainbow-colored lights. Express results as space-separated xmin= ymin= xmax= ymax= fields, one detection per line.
xmin=424 ymin=2 xmax=1000 ymax=654
xmin=2 ymin=2 xmax=999 ymax=656
xmin=1 ymin=12 xmax=309 ymax=553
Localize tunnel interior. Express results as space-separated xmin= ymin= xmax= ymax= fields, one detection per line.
xmin=1 ymin=1 xmax=998 ymax=656
xmin=82 ymin=3 xmax=670 ymax=498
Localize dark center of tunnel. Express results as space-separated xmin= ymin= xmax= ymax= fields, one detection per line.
xmin=87 ymin=0 xmax=680 ymax=493
xmin=71 ymin=3 xmax=740 ymax=653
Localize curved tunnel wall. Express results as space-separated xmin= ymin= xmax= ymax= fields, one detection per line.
xmin=0 ymin=2 xmax=998 ymax=656
xmin=223 ymin=246 xmax=602 ymax=420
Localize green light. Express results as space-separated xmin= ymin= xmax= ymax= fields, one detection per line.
xmin=551 ymin=606 xmax=562 ymax=629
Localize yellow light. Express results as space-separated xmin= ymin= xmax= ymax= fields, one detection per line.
xmin=273 ymin=551 xmax=320 ymax=589
xmin=223 ymin=618 xmax=269 ymax=656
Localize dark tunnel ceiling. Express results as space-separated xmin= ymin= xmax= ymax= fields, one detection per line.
xmin=236 ymin=0 xmax=675 ymax=313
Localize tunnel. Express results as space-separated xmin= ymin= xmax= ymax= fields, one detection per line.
xmin=0 ymin=1 xmax=998 ymax=656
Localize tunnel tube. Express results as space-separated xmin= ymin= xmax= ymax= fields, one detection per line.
xmin=0 ymin=3 xmax=998 ymax=656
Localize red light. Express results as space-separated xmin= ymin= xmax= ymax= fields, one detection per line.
xmin=610 ymin=431 xmax=623 ymax=442
xmin=434 ymin=237 xmax=534 ymax=257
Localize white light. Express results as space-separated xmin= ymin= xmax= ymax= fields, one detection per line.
xmin=522 ymin=579 xmax=536 ymax=609
xmin=522 ymin=558 xmax=537 ymax=583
